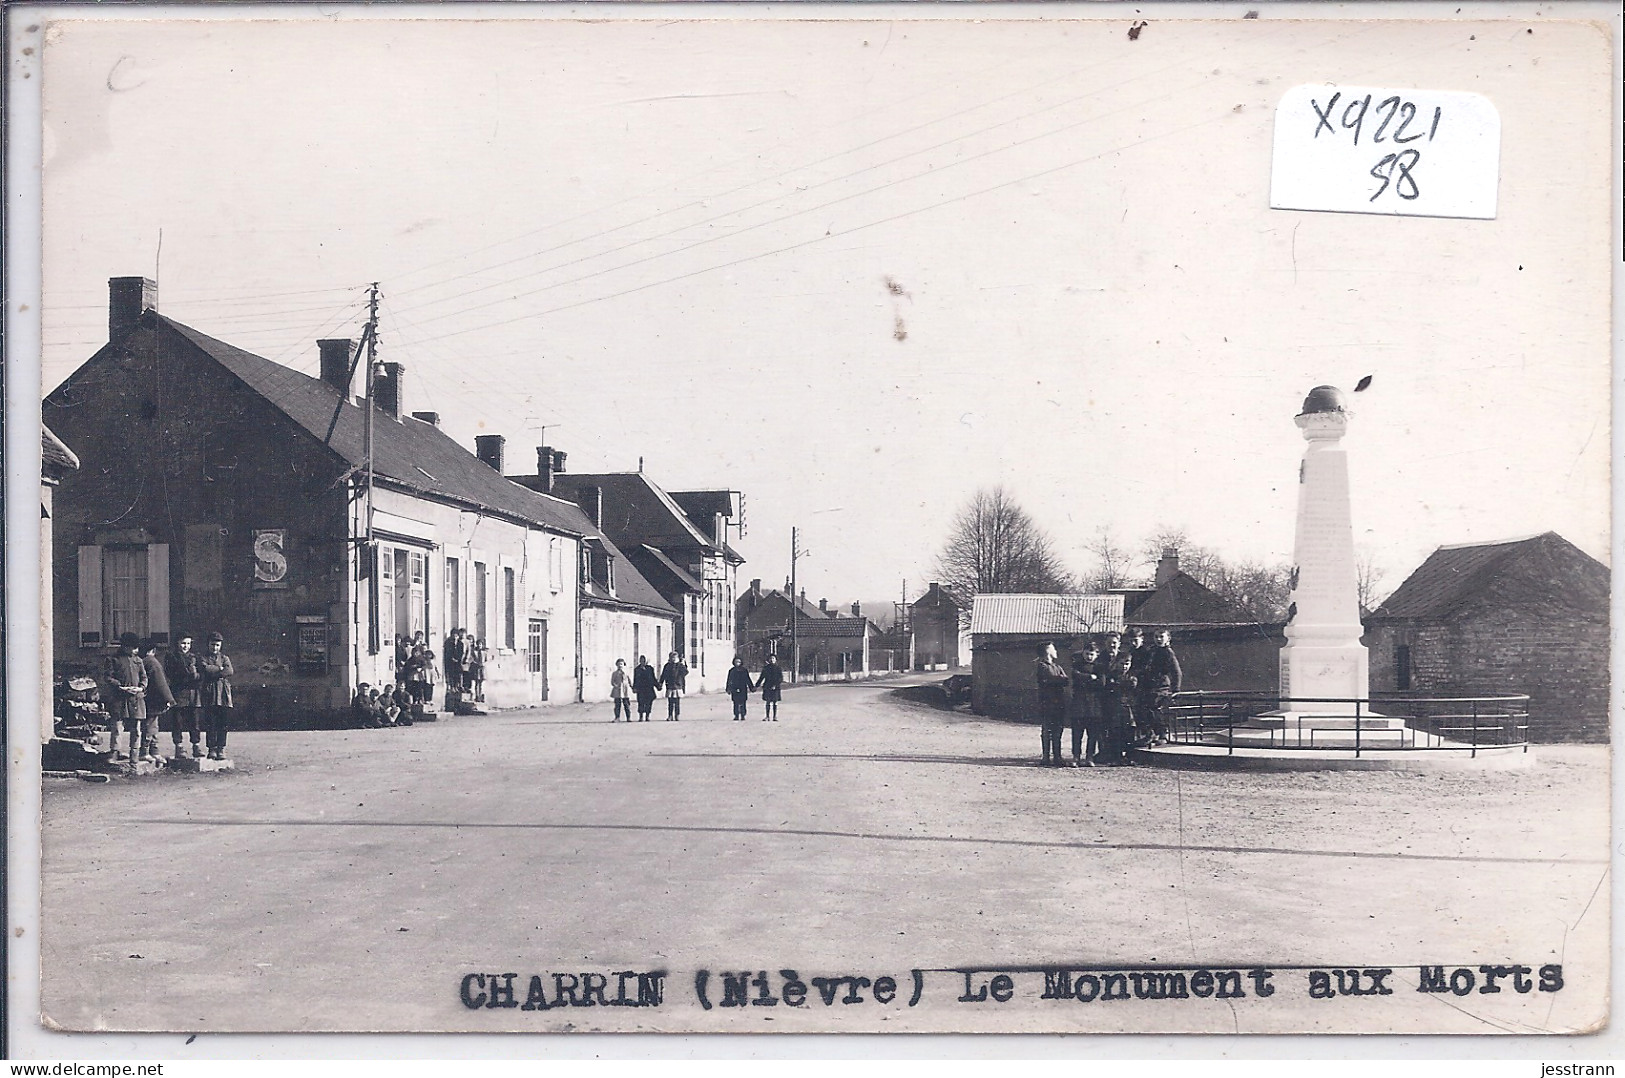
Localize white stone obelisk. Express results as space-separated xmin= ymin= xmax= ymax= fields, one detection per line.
xmin=1279 ymin=385 xmax=1369 ymax=704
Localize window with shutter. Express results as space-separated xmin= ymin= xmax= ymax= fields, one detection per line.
xmin=77 ymin=545 xmax=103 ymax=647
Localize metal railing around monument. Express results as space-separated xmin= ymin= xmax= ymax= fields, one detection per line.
xmin=1164 ymin=691 xmax=1532 ymax=758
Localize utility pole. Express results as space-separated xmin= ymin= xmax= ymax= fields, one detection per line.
xmin=789 ymin=527 xmax=807 ymax=684
xmin=362 ymin=282 xmax=381 ymax=657
xmin=363 ymin=282 xmax=380 ymax=547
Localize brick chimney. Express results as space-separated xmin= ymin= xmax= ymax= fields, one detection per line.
xmin=109 ymin=277 xmax=156 ymax=343
xmin=536 ymin=445 xmax=560 ymax=494
xmin=819 ymin=598 xmax=828 ymax=614
xmin=373 ymin=362 xmax=405 ymax=420
xmin=576 ymin=485 xmax=603 ymax=529
xmin=410 ymin=411 xmax=439 ymax=427
xmin=318 ymin=339 xmax=356 ymax=399
xmin=1155 ymin=548 xmax=1180 ymax=587
xmin=475 ymin=434 xmax=505 ymax=473
xmin=851 ymin=601 xmax=861 ymax=617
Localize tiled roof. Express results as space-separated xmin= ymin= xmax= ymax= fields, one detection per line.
xmin=629 ymin=544 xmax=704 ymax=593
xmin=158 ymin=317 xmax=594 ymax=536
xmin=793 ymin=617 xmax=877 ymax=639
xmin=1370 ymin=532 xmax=1604 ymax=620
xmin=1126 ymin=572 xmax=1255 ymax=627
xmin=580 ymin=536 xmax=676 ymax=616
xmin=968 ymin=593 xmax=1125 ymax=636
xmin=550 ymin=473 xmax=718 ymax=551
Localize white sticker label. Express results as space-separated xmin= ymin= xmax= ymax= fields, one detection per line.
xmin=1270 ymin=85 xmax=1500 ymax=220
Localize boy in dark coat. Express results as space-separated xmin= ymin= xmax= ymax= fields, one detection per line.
xmin=725 ymin=657 xmax=753 ymax=720
xmin=1139 ymin=629 xmax=1183 ymax=746
xmin=631 ymin=655 xmax=658 ymax=721
xmin=164 ymin=634 xmax=203 ymax=759
xmin=657 ymin=652 xmax=688 ymax=721
xmin=1069 ymin=642 xmax=1104 ymax=766
xmin=140 ymin=640 xmax=174 ymax=763
xmin=1097 ymin=633 xmax=1137 ymax=765
xmin=1034 ymin=642 xmax=1071 ymax=767
xmin=196 ymin=632 xmax=235 ymax=760
xmin=103 ymin=632 xmax=148 ymax=762
xmin=755 ymin=655 xmax=783 ymax=721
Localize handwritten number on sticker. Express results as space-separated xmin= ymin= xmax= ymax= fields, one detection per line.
xmin=1340 ymin=94 xmax=1372 ymax=145
xmin=1311 ymin=92 xmax=1340 ymax=137
xmin=1369 ymin=149 xmax=1422 ymax=202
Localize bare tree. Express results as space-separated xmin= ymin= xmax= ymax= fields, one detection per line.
xmin=935 ymin=486 xmax=1074 ymax=603
xmin=1139 ymin=527 xmax=1222 ymax=584
xmin=1355 ymin=549 xmax=1390 ymax=615
xmin=1081 ymin=526 xmax=1136 ymax=592
xmin=1137 ymin=525 xmax=1292 ymax=622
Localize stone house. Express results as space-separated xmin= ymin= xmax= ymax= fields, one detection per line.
xmin=44 ymin=277 xmax=602 ymax=723
xmin=909 ymin=582 xmax=962 ymax=669
xmin=1363 ymin=532 xmax=1609 ymax=742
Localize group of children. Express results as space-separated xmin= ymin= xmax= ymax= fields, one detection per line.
xmin=351 ymin=681 xmax=420 ymax=728
xmin=604 ymin=651 xmax=787 ymax=722
xmin=102 ymin=630 xmax=236 ymax=763
xmin=1034 ymin=627 xmax=1184 ymax=767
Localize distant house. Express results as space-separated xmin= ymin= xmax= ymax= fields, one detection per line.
xmin=969 ymin=593 xmax=1125 ymax=720
xmin=791 ymin=615 xmax=879 ymax=680
xmin=41 ymin=425 xmax=80 ymax=740
xmin=1116 ymin=551 xmax=1285 ymax=693
xmin=910 ymin=582 xmax=962 ymax=670
xmin=1363 ymin=532 xmax=1609 ymax=742
xmin=516 ymin=456 xmax=744 ymax=694
xmin=735 ymin=579 xmax=827 ymax=655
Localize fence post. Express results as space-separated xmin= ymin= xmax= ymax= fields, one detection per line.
xmin=1226 ymin=700 xmax=1234 ymax=756
xmin=1354 ymin=697 xmax=1362 ymax=759
xmin=1471 ymin=700 xmax=1479 ymax=759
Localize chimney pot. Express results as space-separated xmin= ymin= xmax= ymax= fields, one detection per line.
xmin=410 ymin=411 xmax=439 ymax=427
xmin=109 ymin=277 xmax=157 ymax=343
xmin=475 ymin=434 xmax=506 ymax=473
xmin=318 ymin=339 xmax=357 ymax=398
xmin=537 ymin=445 xmax=555 ymax=494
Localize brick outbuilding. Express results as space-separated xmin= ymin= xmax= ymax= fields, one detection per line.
xmin=1363 ymin=532 xmax=1609 ymax=742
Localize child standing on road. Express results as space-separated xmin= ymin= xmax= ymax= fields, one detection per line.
xmin=196 ymin=632 xmax=235 ymax=761
xmin=609 ymin=659 xmax=633 ymax=721
xmin=658 ymin=652 xmax=688 ymax=721
xmin=755 ymin=654 xmax=783 ymax=721
xmin=725 ymin=656 xmax=753 ymax=720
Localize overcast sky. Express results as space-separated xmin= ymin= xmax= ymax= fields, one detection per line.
xmin=38 ymin=11 xmax=1613 ymax=605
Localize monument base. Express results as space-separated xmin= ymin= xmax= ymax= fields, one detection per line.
xmin=1134 ymin=741 xmax=1535 ymax=772
xmin=1227 ymin=711 xmax=1404 ymax=749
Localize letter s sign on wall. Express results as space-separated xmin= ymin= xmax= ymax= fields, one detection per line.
xmin=253 ymin=528 xmax=289 ymax=588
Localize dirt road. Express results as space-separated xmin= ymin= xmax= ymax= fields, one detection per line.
xmin=40 ymin=676 xmax=1608 ymax=1034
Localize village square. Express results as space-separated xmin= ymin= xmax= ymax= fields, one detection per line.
xmin=17 ymin=12 xmax=1613 ymax=1046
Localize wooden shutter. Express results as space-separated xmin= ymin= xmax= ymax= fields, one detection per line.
xmin=147 ymin=543 xmax=171 ymax=642
xmin=77 ymin=545 xmax=103 ymax=647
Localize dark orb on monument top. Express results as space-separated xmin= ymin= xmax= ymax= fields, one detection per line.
xmin=1299 ymin=385 xmax=1348 ymax=416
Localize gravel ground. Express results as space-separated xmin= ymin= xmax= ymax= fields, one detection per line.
xmin=39 ymin=675 xmax=1609 ymax=1035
